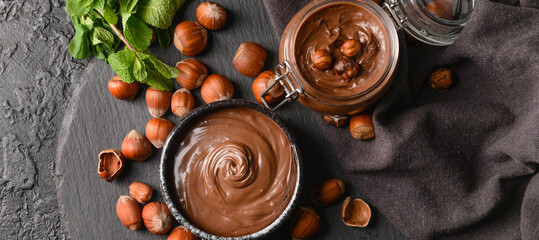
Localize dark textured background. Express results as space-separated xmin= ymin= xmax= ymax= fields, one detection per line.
xmin=0 ymin=0 xmax=408 ymax=239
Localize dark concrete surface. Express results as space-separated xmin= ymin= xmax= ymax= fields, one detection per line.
xmin=1 ymin=0 xmax=408 ymax=239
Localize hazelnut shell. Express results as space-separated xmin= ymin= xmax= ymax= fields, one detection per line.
xmin=196 ymin=1 xmax=227 ymax=30
xmin=142 ymin=202 xmax=173 ymax=235
xmin=311 ymin=178 xmax=346 ymax=206
xmin=167 ymin=226 xmax=201 ymax=240
xmin=341 ymin=197 xmax=371 ymax=227
xmin=289 ymin=206 xmax=321 ymax=240
xmin=116 ymin=196 xmax=142 ymax=230
xmin=108 ymin=76 xmax=139 ymax=100
xmin=175 ymin=58 xmax=208 ymax=90
xmin=201 ymin=74 xmax=234 ymax=103
xmin=121 ymin=130 xmax=152 ymax=161
xmin=174 ymin=21 xmax=208 ymax=56
xmin=171 ymin=88 xmax=195 ymax=117
xmin=349 ymin=114 xmax=375 ymax=140
xmin=145 ymin=118 xmax=175 ymax=148
xmin=145 ymin=87 xmax=172 ymax=118
xmin=97 ymin=149 xmax=125 ymax=182
xmin=252 ymin=70 xmax=284 ymax=104
xmin=232 ymin=42 xmax=267 ymax=77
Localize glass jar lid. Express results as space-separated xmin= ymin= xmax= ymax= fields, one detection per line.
xmin=384 ymin=0 xmax=476 ymax=46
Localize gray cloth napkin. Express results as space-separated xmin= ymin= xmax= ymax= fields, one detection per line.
xmin=262 ymin=0 xmax=539 ymax=239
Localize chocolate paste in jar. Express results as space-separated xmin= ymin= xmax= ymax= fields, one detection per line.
xmin=173 ymin=107 xmax=296 ymax=237
xmin=295 ymin=3 xmax=390 ymax=99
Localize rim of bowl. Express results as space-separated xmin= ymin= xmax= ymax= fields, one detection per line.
xmin=159 ymin=99 xmax=303 ymax=240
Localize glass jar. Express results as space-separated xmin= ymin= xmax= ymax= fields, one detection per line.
xmin=261 ymin=0 xmax=475 ymax=115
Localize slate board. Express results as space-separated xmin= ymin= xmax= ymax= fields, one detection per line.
xmin=56 ymin=0 xmax=409 ymax=239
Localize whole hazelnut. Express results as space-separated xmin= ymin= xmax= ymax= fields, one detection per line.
xmin=341 ymin=39 xmax=362 ymax=58
xmin=349 ymin=113 xmax=375 ymax=140
xmin=116 ymin=196 xmax=142 ymax=230
xmin=167 ymin=226 xmax=201 ymax=240
xmin=201 ymin=74 xmax=234 ymax=103
xmin=142 ymin=202 xmax=173 ymax=235
xmin=97 ymin=149 xmax=125 ymax=182
xmin=428 ymin=68 xmax=452 ymax=92
xmin=341 ymin=197 xmax=371 ymax=228
xmin=121 ymin=130 xmax=153 ymax=162
xmin=175 ymin=58 xmax=208 ymax=90
xmin=174 ymin=21 xmax=208 ymax=56
xmin=252 ymin=70 xmax=284 ymax=104
xmin=312 ymin=49 xmax=332 ymax=71
xmin=426 ymin=0 xmax=453 ymax=20
xmin=196 ymin=1 xmax=227 ymax=30
xmin=311 ymin=179 xmax=346 ymax=206
xmin=289 ymin=206 xmax=321 ymax=240
xmin=171 ymin=88 xmax=195 ymax=117
xmin=232 ymin=42 xmax=267 ymax=77
xmin=333 ymin=57 xmax=360 ymax=81
xmin=145 ymin=118 xmax=175 ymax=148
xmin=108 ymin=76 xmax=139 ymax=100
xmin=145 ymin=87 xmax=173 ymax=118
xmin=323 ymin=114 xmax=348 ymax=127
xmin=129 ymin=182 xmax=153 ymax=204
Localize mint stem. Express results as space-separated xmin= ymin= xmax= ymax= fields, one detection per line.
xmin=94 ymin=10 xmax=136 ymax=53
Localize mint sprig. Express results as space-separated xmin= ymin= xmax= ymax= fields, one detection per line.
xmin=66 ymin=0 xmax=183 ymax=91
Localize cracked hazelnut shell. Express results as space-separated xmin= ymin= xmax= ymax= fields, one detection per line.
xmin=97 ymin=149 xmax=125 ymax=182
xmin=341 ymin=197 xmax=371 ymax=227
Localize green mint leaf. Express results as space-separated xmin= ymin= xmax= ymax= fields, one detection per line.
xmin=92 ymin=43 xmax=115 ymax=61
xmin=145 ymin=55 xmax=179 ymax=78
xmin=120 ymin=0 xmax=139 ymax=15
xmin=108 ymin=49 xmax=136 ymax=83
xmin=81 ymin=15 xmax=95 ymax=29
xmin=123 ymin=14 xmax=152 ymax=50
xmin=155 ymin=28 xmax=170 ymax=48
xmin=133 ymin=56 xmax=147 ymax=82
xmin=136 ymin=0 xmax=181 ymax=29
xmin=90 ymin=26 xmax=115 ymax=46
xmin=69 ymin=17 xmax=91 ymax=59
xmin=66 ymin=0 xmax=95 ymax=16
xmin=143 ymin=66 xmax=173 ymax=91
xmin=97 ymin=4 xmax=119 ymax=25
xmin=92 ymin=0 xmax=105 ymax=10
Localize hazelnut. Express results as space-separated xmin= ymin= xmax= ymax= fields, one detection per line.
xmin=341 ymin=197 xmax=371 ymax=228
xmin=142 ymin=202 xmax=173 ymax=235
xmin=175 ymin=58 xmax=208 ymax=90
xmin=289 ymin=206 xmax=321 ymax=240
xmin=428 ymin=68 xmax=452 ymax=92
xmin=145 ymin=118 xmax=175 ymax=148
xmin=108 ymin=76 xmax=139 ymax=100
xmin=349 ymin=113 xmax=375 ymax=140
xmin=333 ymin=57 xmax=360 ymax=81
xmin=129 ymin=182 xmax=153 ymax=204
xmin=145 ymin=87 xmax=173 ymax=118
xmin=201 ymin=74 xmax=234 ymax=103
xmin=341 ymin=39 xmax=362 ymax=58
xmin=174 ymin=21 xmax=208 ymax=56
xmin=97 ymin=149 xmax=125 ymax=182
xmin=232 ymin=42 xmax=267 ymax=77
xmin=311 ymin=179 xmax=346 ymax=206
xmin=121 ymin=130 xmax=152 ymax=162
xmin=171 ymin=88 xmax=195 ymax=117
xmin=252 ymin=70 xmax=284 ymax=104
xmin=426 ymin=0 xmax=453 ymax=20
xmin=116 ymin=195 xmax=142 ymax=230
xmin=323 ymin=114 xmax=348 ymax=127
xmin=312 ymin=49 xmax=332 ymax=71
xmin=167 ymin=226 xmax=201 ymax=240
xmin=196 ymin=1 xmax=227 ymax=30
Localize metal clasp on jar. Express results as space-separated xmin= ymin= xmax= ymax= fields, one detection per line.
xmin=260 ymin=60 xmax=304 ymax=111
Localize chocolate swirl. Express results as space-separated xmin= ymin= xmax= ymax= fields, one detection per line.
xmin=202 ymin=143 xmax=257 ymax=197
xmin=174 ymin=107 xmax=296 ymax=237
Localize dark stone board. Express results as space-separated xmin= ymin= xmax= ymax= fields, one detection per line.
xmin=55 ymin=0 xmax=408 ymax=239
